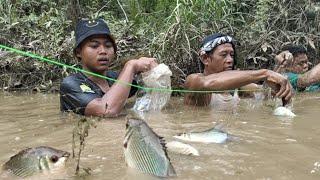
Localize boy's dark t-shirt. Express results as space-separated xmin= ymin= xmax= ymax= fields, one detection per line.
xmin=60 ymin=71 xmax=138 ymax=115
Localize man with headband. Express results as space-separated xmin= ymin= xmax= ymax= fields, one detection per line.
xmin=184 ymin=33 xmax=293 ymax=107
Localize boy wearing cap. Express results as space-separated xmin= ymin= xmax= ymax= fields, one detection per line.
xmin=60 ymin=18 xmax=157 ymax=116
xmin=184 ymin=33 xmax=293 ymax=106
xmin=274 ymin=44 xmax=320 ymax=92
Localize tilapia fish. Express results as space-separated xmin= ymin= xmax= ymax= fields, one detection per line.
xmin=174 ymin=126 xmax=232 ymax=144
xmin=2 ymin=146 xmax=70 ymax=177
xmin=123 ymin=118 xmax=176 ymax=177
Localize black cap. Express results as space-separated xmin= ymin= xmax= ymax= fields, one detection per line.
xmin=74 ymin=18 xmax=117 ymax=52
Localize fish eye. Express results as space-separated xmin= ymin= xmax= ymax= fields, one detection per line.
xmin=50 ymin=155 xmax=59 ymax=163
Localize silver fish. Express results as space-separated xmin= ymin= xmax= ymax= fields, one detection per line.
xmin=2 ymin=146 xmax=70 ymax=177
xmin=174 ymin=126 xmax=232 ymax=144
xmin=166 ymin=141 xmax=199 ymax=156
xmin=123 ymin=118 xmax=176 ymax=177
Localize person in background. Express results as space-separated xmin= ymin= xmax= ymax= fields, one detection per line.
xmin=274 ymin=44 xmax=320 ymax=92
xmin=60 ymin=18 xmax=157 ymax=117
xmin=184 ymin=33 xmax=293 ymax=108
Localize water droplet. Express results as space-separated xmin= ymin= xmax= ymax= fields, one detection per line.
xmin=311 ymin=170 xmax=316 ymax=173
xmin=286 ymin=139 xmax=297 ymax=142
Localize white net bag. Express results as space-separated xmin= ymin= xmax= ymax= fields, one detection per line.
xmin=133 ymin=63 xmax=172 ymax=112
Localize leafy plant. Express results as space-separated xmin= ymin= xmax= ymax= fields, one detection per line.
xmin=0 ymin=0 xmax=319 ymax=90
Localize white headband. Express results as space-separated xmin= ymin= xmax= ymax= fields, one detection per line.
xmin=200 ymin=35 xmax=234 ymax=53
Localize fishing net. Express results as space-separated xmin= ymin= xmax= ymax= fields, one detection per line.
xmin=133 ymin=63 xmax=172 ymax=112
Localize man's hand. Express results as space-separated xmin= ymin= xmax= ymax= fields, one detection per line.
xmin=127 ymin=57 xmax=158 ymax=73
xmin=275 ymin=50 xmax=294 ymax=68
xmin=265 ymin=70 xmax=293 ymax=102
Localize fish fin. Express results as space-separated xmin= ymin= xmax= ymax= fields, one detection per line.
xmin=123 ymin=130 xmax=133 ymax=149
xmin=213 ymin=124 xmax=240 ymax=142
xmin=5 ymin=148 xmax=32 ymax=163
xmin=175 ymin=133 xmax=182 ymax=137
xmin=140 ymin=119 xmax=173 ymax=165
xmin=167 ymin=163 xmax=177 ymax=177
xmin=161 ymin=139 xmax=167 ymax=152
xmin=227 ymin=134 xmax=241 ymax=142
xmin=147 ymin=132 xmax=176 ymax=177
xmin=7 ymin=165 xmax=36 ymax=178
xmin=212 ymin=123 xmax=230 ymax=134
xmin=161 ymin=140 xmax=169 ymax=156
xmin=160 ymin=138 xmax=166 ymax=147
xmin=159 ymin=136 xmax=164 ymax=140
xmin=157 ymin=137 xmax=175 ymax=167
xmin=213 ymin=123 xmax=225 ymax=131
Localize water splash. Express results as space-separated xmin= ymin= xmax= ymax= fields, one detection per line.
xmin=310 ymin=161 xmax=320 ymax=174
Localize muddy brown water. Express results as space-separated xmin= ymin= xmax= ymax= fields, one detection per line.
xmin=0 ymin=92 xmax=320 ymax=180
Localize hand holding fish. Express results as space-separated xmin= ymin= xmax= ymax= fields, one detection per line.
xmin=264 ymin=70 xmax=293 ymax=103
xmin=275 ymin=51 xmax=294 ymax=69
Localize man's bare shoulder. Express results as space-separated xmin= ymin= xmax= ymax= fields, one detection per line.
xmin=184 ymin=73 xmax=211 ymax=106
xmin=186 ymin=73 xmax=204 ymax=82
xmin=185 ymin=73 xmax=204 ymax=89
xmin=187 ymin=73 xmax=203 ymax=77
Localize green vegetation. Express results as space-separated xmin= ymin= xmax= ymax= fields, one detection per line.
xmin=0 ymin=0 xmax=319 ymax=91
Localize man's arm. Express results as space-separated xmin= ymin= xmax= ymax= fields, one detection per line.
xmin=84 ymin=57 xmax=157 ymax=117
xmin=297 ymin=63 xmax=320 ymax=88
xmin=184 ymin=69 xmax=292 ymax=105
xmin=186 ymin=69 xmax=275 ymax=90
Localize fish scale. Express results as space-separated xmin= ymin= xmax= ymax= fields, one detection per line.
xmin=132 ymin=135 xmax=148 ymax=173
xmin=127 ymin=135 xmax=140 ymax=169
xmin=127 ymin=132 xmax=148 ymax=172
xmin=131 ymin=131 xmax=156 ymax=174
xmin=124 ymin=118 xmax=176 ymax=177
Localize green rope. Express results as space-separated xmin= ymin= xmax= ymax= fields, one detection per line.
xmin=0 ymin=44 xmax=267 ymax=93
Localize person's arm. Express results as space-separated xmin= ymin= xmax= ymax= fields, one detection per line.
xmin=297 ymin=63 xmax=320 ymax=88
xmin=184 ymin=69 xmax=292 ymax=105
xmin=84 ymin=57 xmax=157 ymax=117
xmin=186 ymin=69 xmax=270 ymax=90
